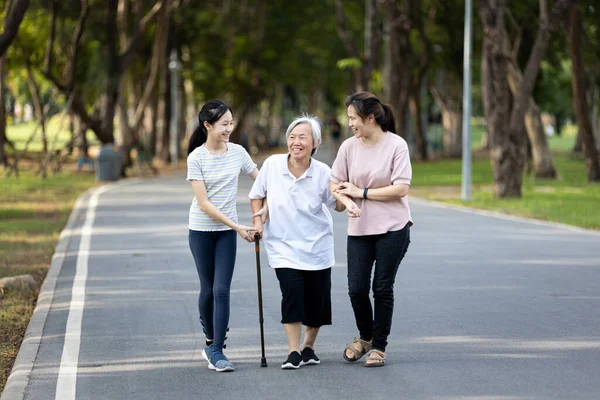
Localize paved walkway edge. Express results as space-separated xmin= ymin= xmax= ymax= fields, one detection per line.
xmin=411 ymin=196 xmax=600 ymax=236
xmin=1 ymin=179 xmax=140 ymax=400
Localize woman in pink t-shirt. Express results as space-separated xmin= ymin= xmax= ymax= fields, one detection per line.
xmin=330 ymin=92 xmax=412 ymax=368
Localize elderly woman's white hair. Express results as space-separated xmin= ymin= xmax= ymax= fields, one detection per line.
xmin=285 ymin=114 xmax=322 ymax=156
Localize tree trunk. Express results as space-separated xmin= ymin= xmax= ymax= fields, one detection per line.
xmin=409 ymin=88 xmax=428 ymax=160
xmin=0 ymin=0 xmax=31 ymax=57
xmin=573 ymin=130 xmax=583 ymax=153
xmin=118 ymin=75 xmax=134 ymax=175
xmin=99 ymin=0 xmax=120 ymax=145
xmin=590 ymin=84 xmax=600 ymax=149
xmin=383 ymin=0 xmax=411 ymax=137
xmin=156 ymin=64 xmax=171 ymax=162
xmin=268 ymin=83 xmax=285 ymax=146
xmin=437 ymin=94 xmax=462 ymax=158
xmin=117 ymin=0 xmax=133 ymax=174
xmin=77 ymin=117 xmax=89 ymax=158
xmin=68 ymin=112 xmax=75 ymax=155
xmin=506 ymin=62 xmax=557 ymax=179
xmin=306 ymin=88 xmax=324 ymax=114
xmin=154 ymin=2 xmax=173 ymax=163
xmin=479 ymin=1 xmax=523 ymax=197
xmin=480 ymin=34 xmax=492 ymax=151
xmin=431 ymin=73 xmax=463 ymax=158
xmin=25 ymin=64 xmax=48 ymax=154
xmin=177 ymin=67 xmax=185 ymax=159
xmin=481 ymin=0 xmax=573 ymax=197
xmin=146 ymin=95 xmax=157 ymax=155
xmin=568 ymin=5 xmax=600 ymax=181
xmin=181 ymin=46 xmax=196 ymax=144
xmin=0 ymin=54 xmax=8 ymax=166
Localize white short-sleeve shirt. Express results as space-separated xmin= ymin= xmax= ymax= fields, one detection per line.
xmin=248 ymin=154 xmax=337 ymax=271
xmin=187 ymin=143 xmax=256 ymax=231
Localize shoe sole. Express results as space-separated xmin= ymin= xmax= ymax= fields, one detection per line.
xmin=300 ymin=359 xmax=320 ymax=366
xmin=211 ymin=365 xmax=235 ymax=372
xmin=206 ymin=359 xmax=235 ymax=372
xmin=281 ymin=363 xmax=301 ymax=369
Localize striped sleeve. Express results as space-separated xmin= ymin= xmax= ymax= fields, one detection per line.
xmin=186 ymin=152 xmax=204 ymax=181
xmin=240 ymin=147 xmax=257 ymax=175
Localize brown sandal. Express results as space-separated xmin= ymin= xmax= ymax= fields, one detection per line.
xmin=364 ymin=349 xmax=386 ymax=367
xmin=343 ymin=337 xmax=372 ymax=362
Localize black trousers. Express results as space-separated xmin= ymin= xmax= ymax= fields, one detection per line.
xmin=347 ymin=223 xmax=410 ymax=351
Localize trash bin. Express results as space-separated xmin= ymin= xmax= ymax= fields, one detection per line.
xmin=95 ymin=144 xmax=119 ymax=181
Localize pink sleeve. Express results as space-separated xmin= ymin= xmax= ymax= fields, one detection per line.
xmin=330 ymin=143 xmax=348 ymax=183
xmin=391 ymin=148 xmax=412 ymax=185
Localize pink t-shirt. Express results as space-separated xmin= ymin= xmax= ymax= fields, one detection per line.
xmin=331 ymin=132 xmax=413 ymax=236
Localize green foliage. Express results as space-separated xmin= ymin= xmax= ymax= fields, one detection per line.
xmin=337 ymin=57 xmax=362 ymax=70
xmin=179 ymin=0 xmax=349 ymax=113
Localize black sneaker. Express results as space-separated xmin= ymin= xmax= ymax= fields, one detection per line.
xmin=281 ymin=351 xmax=302 ymax=369
xmin=300 ymin=347 xmax=320 ymax=366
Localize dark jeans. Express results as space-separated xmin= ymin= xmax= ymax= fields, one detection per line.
xmin=347 ymin=223 xmax=410 ymax=352
xmin=189 ymin=229 xmax=237 ymax=351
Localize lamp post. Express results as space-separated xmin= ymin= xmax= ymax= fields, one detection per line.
xmin=168 ymin=49 xmax=181 ymax=167
xmin=461 ymin=0 xmax=473 ymax=201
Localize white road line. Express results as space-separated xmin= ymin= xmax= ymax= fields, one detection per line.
xmin=55 ymin=185 xmax=110 ymax=400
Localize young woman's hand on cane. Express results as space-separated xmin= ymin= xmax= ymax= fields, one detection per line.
xmin=235 ymin=224 xmax=256 ymax=243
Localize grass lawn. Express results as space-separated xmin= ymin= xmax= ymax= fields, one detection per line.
xmin=6 ymin=117 xmax=101 ymax=153
xmin=412 ymin=148 xmax=600 ymax=229
xmin=0 ymin=168 xmax=96 ymax=391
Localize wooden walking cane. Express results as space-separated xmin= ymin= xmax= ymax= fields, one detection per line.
xmin=254 ymin=233 xmax=268 ymax=367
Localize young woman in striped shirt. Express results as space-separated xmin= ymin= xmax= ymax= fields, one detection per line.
xmin=187 ymin=100 xmax=265 ymax=372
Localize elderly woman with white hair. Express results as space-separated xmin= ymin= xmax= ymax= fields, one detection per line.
xmin=249 ymin=115 xmax=351 ymax=369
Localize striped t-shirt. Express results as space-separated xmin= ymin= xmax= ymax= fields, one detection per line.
xmin=187 ymin=143 xmax=256 ymax=231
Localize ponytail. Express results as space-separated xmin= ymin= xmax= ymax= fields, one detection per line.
xmin=381 ymin=104 xmax=397 ymax=134
xmin=187 ymin=124 xmax=208 ymax=155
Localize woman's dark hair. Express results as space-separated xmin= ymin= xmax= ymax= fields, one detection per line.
xmin=187 ymin=100 xmax=232 ymax=155
xmin=345 ymin=92 xmax=397 ymax=134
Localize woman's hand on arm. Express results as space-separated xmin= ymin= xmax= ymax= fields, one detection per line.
xmin=333 ymin=181 xmax=363 ymax=199
xmin=191 ymin=180 xmax=255 ymax=242
xmin=252 ymin=198 xmax=268 ymax=224
xmin=335 ymin=181 xmax=409 ymax=201
xmin=330 ymin=181 xmax=361 ymax=217
xmin=250 ymin=198 xmax=265 ymax=239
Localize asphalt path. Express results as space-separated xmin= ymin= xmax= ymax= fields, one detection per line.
xmin=3 ymin=152 xmax=600 ymax=400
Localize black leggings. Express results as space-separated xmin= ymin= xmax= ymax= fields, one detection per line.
xmin=189 ymin=229 xmax=237 ymax=351
xmin=347 ymin=223 xmax=410 ymax=351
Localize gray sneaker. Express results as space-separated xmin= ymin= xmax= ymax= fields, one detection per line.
xmin=202 ymin=344 xmax=214 ymax=368
xmin=209 ymin=350 xmax=235 ymax=372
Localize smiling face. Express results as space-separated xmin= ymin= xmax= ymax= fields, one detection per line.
xmin=287 ymin=123 xmax=314 ymax=162
xmin=205 ymin=110 xmax=234 ymax=144
xmin=347 ymin=105 xmax=369 ymax=138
